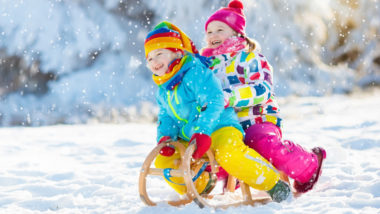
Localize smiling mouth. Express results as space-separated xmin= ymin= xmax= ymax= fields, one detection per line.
xmin=154 ymin=64 xmax=163 ymax=70
xmin=212 ymin=40 xmax=222 ymax=46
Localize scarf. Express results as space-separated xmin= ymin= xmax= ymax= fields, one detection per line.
xmin=152 ymin=55 xmax=190 ymax=89
xmin=201 ymin=36 xmax=246 ymax=57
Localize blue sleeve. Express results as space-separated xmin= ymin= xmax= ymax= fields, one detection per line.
xmin=156 ymin=92 xmax=179 ymax=142
xmin=185 ymin=63 xmax=224 ymax=136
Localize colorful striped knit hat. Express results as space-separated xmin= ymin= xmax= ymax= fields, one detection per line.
xmin=205 ymin=0 xmax=246 ymax=36
xmin=144 ymin=21 xmax=200 ymax=58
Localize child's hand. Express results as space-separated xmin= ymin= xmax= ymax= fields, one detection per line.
xmin=190 ymin=133 xmax=211 ymax=159
xmin=158 ymin=136 xmax=175 ymax=156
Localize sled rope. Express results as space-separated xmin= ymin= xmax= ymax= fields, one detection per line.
xmin=163 ymin=162 xmax=209 ymax=186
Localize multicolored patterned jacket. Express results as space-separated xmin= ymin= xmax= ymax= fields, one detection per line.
xmin=209 ymin=49 xmax=282 ymax=130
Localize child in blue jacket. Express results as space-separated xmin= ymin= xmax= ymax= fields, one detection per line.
xmin=145 ymin=21 xmax=290 ymax=202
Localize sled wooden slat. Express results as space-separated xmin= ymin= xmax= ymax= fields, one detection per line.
xmin=279 ymin=171 xmax=302 ymax=198
xmin=226 ymin=175 xmax=237 ymax=192
xmin=147 ymin=168 xmax=184 ymax=177
xmin=166 ymin=197 xmax=194 ymax=207
xmin=205 ymin=149 xmax=218 ymax=174
xmin=280 ymin=171 xmax=290 ymax=184
xmin=241 ymin=182 xmax=253 ymax=202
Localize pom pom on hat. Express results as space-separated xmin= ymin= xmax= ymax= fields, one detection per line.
xmin=205 ymin=0 xmax=246 ymax=35
xmin=228 ymin=0 xmax=244 ymax=10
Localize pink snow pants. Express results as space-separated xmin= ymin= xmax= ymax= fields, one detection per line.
xmin=244 ymin=122 xmax=318 ymax=183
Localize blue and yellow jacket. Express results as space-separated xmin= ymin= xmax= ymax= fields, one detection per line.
xmin=155 ymin=54 xmax=244 ymax=142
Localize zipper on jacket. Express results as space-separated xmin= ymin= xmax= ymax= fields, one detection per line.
xmin=166 ymin=87 xmax=190 ymax=141
xmin=174 ymin=85 xmax=179 ymax=105
xmin=167 ymin=90 xmax=188 ymax=123
xmin=181 ymin=127 xmax=190 ymax=140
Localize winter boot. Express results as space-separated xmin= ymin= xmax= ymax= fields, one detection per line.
xmin=293 ymin=147 xmax=326 ymax=193
xmin=266 ymin=180 xmax=291 ymax=202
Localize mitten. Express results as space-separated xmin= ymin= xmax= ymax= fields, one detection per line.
xmin=158 ymin=136 xmax=175 ymax=156
xmin=190 ymin=133 xmax=211 ymax=159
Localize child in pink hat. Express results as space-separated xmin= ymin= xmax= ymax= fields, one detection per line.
xmin=202 ymin=0 xmax=326 ymax=194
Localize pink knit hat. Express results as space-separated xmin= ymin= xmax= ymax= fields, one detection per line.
xmin=205 ymin=0 xmax=246 ymax=35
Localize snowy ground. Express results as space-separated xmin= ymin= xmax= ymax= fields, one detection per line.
xmin=1 ymin=89 xmax=380 ymax=214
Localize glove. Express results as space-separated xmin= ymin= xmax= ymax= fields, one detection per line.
xmin=158 ymin=136 xmax=175 ymax=156
xmin=190 ymin=133 xmax=211 ymax=159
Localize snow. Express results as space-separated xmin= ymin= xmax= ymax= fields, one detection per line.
xmin=1 ymin=0 xmax=380 ymax=126
xmin=1 ymin=89 xmax=380 ymax=213
xmin=1 ymin=0 xmax=380 ymax=211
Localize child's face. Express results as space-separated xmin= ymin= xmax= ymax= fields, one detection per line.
xmin=206 ymin=21 xmax=237 ymax=49
xmin=147 ymin=49 xmax=178 ymax=76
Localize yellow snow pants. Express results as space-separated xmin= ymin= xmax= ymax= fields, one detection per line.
xmin=154 ymin=127 xmax=280 ymax=195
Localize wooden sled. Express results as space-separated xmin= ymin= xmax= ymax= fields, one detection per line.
xmin=139 ymin=141 xmax=272 ymax=209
